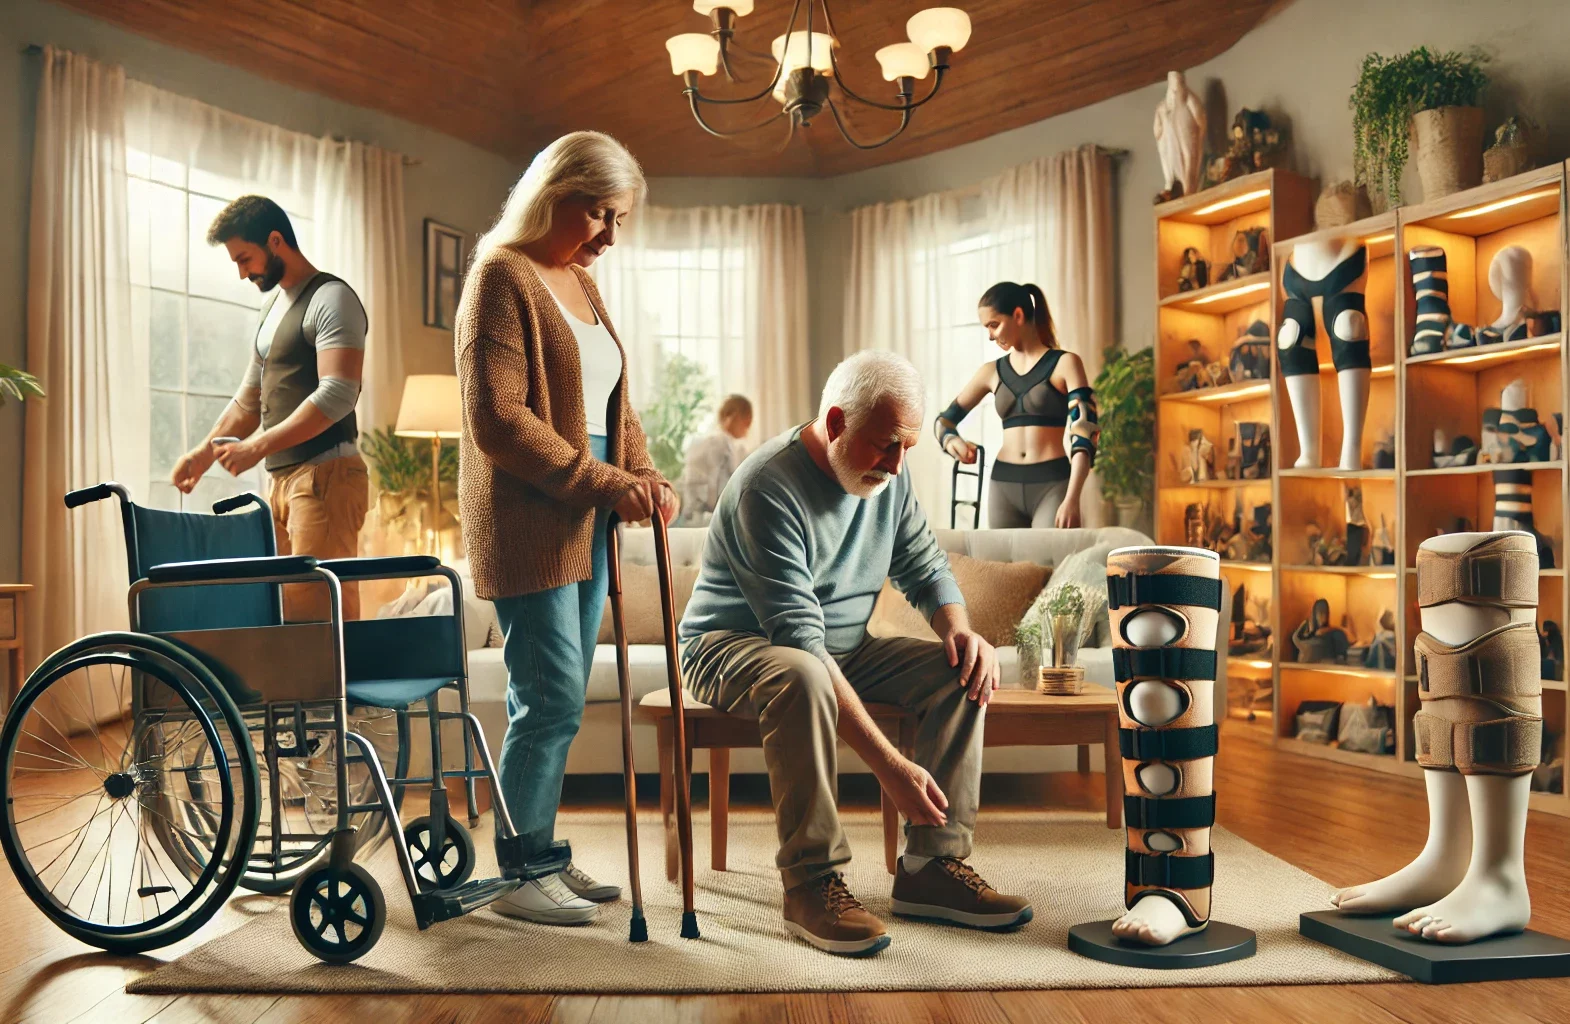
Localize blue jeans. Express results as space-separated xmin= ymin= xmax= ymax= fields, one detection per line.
xmin=492 ymin=435 xmax=610 ymax=856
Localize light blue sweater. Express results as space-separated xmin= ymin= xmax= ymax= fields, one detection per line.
xmin=679 ymin=427 xmax=964 ymax=658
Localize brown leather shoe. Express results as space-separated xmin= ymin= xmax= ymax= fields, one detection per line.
xmin=783 ymin=873 xmax=891 ymax=957
xmin=891 ymin=857 xmax=1033 ymax=929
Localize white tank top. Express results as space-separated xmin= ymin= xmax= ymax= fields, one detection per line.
xmin=550 ymin=284 xmax=623 ymax=436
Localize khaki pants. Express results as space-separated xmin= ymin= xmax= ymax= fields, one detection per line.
xmin=268 ymin=454 xmax=370 ymax=623
xmin=682 ymin=631 xmax=984 ymax=889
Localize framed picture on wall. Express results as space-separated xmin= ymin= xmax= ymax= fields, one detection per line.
xmin=424 ymin=219 xmax=467 ymax=330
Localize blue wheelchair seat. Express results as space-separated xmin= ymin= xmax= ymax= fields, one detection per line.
xmin=348 ymin=676 xmax=455 ymax=710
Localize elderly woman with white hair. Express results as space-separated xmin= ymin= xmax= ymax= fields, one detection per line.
xmin=456 ymin=130 xmax=675 ymax=927
xmin=678 ymin=350 xmax=1033 ymax=958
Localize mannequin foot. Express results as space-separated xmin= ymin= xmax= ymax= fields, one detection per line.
xmin=1339 ymin=453 xmax=1362 ymax=471
xmin=1294 ymin=453 xmax=1317 ymax=469
xmin=1110 ymin=895 xmax=1205 ymax=946
xmin=1393 ymin=869 xmax=1531 ymax=944
xmin=1331 ymin=853 xmax=1467 ymax=915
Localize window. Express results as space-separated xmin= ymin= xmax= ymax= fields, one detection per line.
xmin=127 ymin=148 xmax=315 ymax=511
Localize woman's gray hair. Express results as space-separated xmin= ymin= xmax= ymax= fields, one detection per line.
xmin=474 ymin=131 xmax=647 ymax=261
xmin=819 ymin=350 xmax=925 ymax=428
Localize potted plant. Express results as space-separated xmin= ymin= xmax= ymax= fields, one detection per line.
xmin=639 ymin=353 xmax=714 ymax=484
xmin=0 ymin=363 xmax=43 ymax=406
xmin=1350 ymin=46 xmax=1489 ymax=208
xmin=359 ymin=426 xmax=458 ymax=551
xmin=1093 ymin=346 xmax=1154 ymax=528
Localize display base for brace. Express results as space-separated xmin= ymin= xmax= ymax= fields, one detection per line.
xmin=1300 ymin=910 xmax=1570 ymax=984
xmin=1067 ymin=919 xmax=1256 ymax=969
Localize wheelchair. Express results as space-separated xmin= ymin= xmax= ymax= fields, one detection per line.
xmin=0 ymin=483 xmax=572 ymax=963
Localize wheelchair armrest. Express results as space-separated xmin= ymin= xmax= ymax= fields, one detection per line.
xmin=317 ymin=555 xmax=441 ymax=581
xmin=146 ymin=555 xmax=319 ymax=583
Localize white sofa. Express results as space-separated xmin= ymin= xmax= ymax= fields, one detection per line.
xmin=437 ymin=527 xmax=1228 ymax=779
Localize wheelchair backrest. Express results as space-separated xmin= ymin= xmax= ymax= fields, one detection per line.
xmin=127 ymin=500 xmax=284 ymax=632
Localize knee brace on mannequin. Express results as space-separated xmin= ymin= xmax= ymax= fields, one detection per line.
xmin=1107 ymin=547 xmax=1222 ymax=929
xmin=1278 ymin=247 xmax=1370 ymax=377
xmin=1412 ymin=533 xmax=1542 ymax=776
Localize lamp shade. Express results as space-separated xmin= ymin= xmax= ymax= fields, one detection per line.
xmin=394 ymin=374 xmax=462 ymax=439
xmin=693 ymin=0 xmax=753 ymax=14
xmin=666 ymin=33 xmax=721 ymax=76
xmin=907 ymin=7 xmax=971 ymax=53
xmin=875 ymin=42 xmax=931 ymax=81
xmin=771 ymin=31 xmax=836 ymax=75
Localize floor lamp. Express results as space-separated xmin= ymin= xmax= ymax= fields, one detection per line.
xmin=394 ymin=374 xmax=462 ymax=558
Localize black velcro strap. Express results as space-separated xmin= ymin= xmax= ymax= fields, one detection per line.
xmin=1124 ymin=794 xmax=1216 ymax=830
xmin=1126 ymin=850 xmax=1214 ymax=890
xmin=1113 ymin=647 xmax=1216 ymax=681
xmin=1106 ymin=573 xmax=1221 ymax=611
xmin=1120 ymin=724 xmax=1218 ymax=761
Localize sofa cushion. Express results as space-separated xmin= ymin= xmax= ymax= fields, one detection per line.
xmin=594 ymin=562 xmax=702 ymax=646
xmin=867 ymin=553 xmax=1051 ymax=648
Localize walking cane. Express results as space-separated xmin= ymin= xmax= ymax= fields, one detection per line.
xmin=606 ymin=513 xmax=647 ymax=942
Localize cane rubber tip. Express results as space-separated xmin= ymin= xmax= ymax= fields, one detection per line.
xmin=680 ymin=911 xmax=700 ymax=939
xmin=629 ymin=911 xmax=649 ymax=943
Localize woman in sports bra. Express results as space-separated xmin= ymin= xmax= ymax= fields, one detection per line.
xmin=934 ymin=281 xmax=1099 ymax=528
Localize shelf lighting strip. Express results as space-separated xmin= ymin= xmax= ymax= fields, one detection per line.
xmin=1193 ymin=188 xmax=1271 ymax=217
xmin=1191 ymin=280 xmax=1271 ymax=306
xmin=1445 ymin=187 xmax=1560 ymax=221
xmin=1442 ymin=339 xmax=1560 ymax=366
xmin=1191 ymin=381 xmax=1271 ymax=402
xmin=1363 ymin=232 xmax=1394 ymax=244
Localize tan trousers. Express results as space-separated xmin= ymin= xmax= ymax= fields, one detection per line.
xmin=682 ymin=631 xmax=984 ymax=889
xmin=268 ymin=454 xmax=370 ymax=623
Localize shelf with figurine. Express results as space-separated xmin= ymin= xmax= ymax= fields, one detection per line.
xmin=1403 ymin=344 xmax=1562 ymax=476
xmin=1405 ymin=331 xmax=1562 ymax=369
xmin=1404 ymin=467 xmax=1562 ymax=569
xmin=1277 ymin=473 xmax=1398 ymax=570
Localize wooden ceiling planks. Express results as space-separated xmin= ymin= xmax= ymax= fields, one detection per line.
xmin=54 ymin=0 xmax=1279 ymax=176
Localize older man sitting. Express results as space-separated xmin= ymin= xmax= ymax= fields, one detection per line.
xmin=679 ymin=350 xmax=1032 ymax=957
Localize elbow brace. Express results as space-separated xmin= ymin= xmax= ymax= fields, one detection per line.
xmin=1067 ymin=387 xmax=1099 ymax=465
xmin=306 ymin=375 xmax=361 ymax=423
xmin=934 ymin=400 xmax=965 ymax=449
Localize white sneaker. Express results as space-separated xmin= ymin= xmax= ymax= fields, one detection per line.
xmin=560 ymin=863 xmax=621 ymax=902
xmin=491 ymin=873 xmax=598 ymax=925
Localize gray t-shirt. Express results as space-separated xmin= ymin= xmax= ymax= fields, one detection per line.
xmin=679 ymin=426 xmax=964 ymax=659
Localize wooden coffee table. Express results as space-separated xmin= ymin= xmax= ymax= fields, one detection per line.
xmin=986 ymin=684 xmax=1123 ymax=829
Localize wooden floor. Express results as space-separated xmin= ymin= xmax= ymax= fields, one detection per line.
xmin=4 ymin=720 xmax=1570 ymax=1023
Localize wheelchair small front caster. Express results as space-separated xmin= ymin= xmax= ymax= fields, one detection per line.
xmin=404 ymin=816 xmax=476 ymax=892
xmin=290 ymin=862 xmax=386 ymax=964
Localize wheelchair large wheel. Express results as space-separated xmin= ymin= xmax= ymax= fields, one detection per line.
xmin=0 ymin=634 xmax=259 ymax=954
xmin=181 ymin=704 xmax=409 ymax=896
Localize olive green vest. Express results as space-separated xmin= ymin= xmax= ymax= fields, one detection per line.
xmin=257 ymin=272 xmax=364 ymax=471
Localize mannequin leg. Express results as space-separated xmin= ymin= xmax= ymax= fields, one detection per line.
xmin=1330 ymin=769 xmax=1471 ymax=913
xmin=1337 ymin=368 xmax=1371 ymax=471
xmin=1105 ymin=546 xmax=1221 ymax=946
xmin=1285 ymin=375 xmax=1321 ymax=469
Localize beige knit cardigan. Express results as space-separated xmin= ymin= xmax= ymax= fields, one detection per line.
xmin=455 ymin=245 xmax=663 ymax=600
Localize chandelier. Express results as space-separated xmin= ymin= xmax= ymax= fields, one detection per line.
xmin=664 ymin=1 xmax=971 ymax=150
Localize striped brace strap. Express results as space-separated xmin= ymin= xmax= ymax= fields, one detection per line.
xmin=1106 ymin=572 xmax=1222 ymax=611
xmin=1120 ymin=723 xmax=1219 ymax=760
xmin=1124 ymin=793 xmax=1216 ymax=831
xmin=1113 ymin=647 xmax=1217 ymax=682
xmin=1126 ymin=850 xmax=1214 ymax=890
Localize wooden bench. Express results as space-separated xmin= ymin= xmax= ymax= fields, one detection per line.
xmin=639 ymin=682 xmax=1124 ymax=880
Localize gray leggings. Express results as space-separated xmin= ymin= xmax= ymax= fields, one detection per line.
xmin=987 ymin=457 xmax=1071 ymax=528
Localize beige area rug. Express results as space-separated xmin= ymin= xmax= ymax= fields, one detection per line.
xmin=128 ymin=810 xmax=1400 ymax=994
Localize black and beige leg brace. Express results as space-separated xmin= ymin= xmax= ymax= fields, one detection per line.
xmin=1107 ymin=546 xmax=1223 ymax=929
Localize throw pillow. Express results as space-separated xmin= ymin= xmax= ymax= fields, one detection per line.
xmin=867 ymin=554 xmax=1051 ymax=648
xmin=595 ymin=563 xmax=702 ymax=646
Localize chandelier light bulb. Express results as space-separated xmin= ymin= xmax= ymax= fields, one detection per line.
xmin=771 ymin=31 xmax=837 ymax=75
xmin=875 ymin=42 xmax=931 ymax=81
xmin=692 ymin=0 xmax=754 ymax=15
xmin=907 ymin=7 xmax=972 ymax=53
xmin=666 ymin=33 xmax=721 ymax=76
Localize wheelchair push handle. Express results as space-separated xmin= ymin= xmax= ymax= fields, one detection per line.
xmin=64 ymin=482 xmax=129 ymax=509
xmin=212 ymin=492 xmax=268 ymax=515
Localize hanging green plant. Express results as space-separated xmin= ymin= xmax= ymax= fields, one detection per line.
xmin=1349 ymin=46 xmax=1489 ymax=208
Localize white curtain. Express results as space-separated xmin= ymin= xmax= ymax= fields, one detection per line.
xmin=22 ymin=46 xmax=143 ymax=662
xmin=595 ymin=203 xmax=811 ymax=442
xmin=843 ymin=145 xmax=1115 ymax=526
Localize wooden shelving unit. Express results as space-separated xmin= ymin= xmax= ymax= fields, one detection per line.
xmin=1155 ymin=166 xmax=1570 ymax=807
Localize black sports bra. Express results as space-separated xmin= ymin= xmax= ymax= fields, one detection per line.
xmin=994 ymin=350 xmax=1068 ymax=428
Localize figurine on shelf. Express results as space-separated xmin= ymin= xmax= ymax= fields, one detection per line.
xmin=1228 ymin=320 xmax=1272 ymax=381
xmin=1183 ymin=428 xmax=1216 ymax=482
xmin=1215 ymin=226 xmax=1270 ymax=282
xmin=1184 ymin=502 xmax=1204 ymax=547
xmin=1291 ymin=597 xmax=1351 ymax=664
xmin=1432 ymin=428 xmax=1478 ymax=468
xmin=1542 ymin=621 xmax=1564 ymax=682
xmin=1154 ymin=70 xmax=1206 ymax=203
xmin=1370 ymin=514 xmax=1396 ymax=566
xmin=1237 ymin=421 xmax=1270 ymax=479
xmin=1228 ymin=584 xmax=1273 ymax=656
xmin=1372 ymin=432 xmax=1395 ymax=470
xmin=1224 ymin=436 xmax=1241 ymax=481
xmin=1364 ymin=609 xmax=1397 ymax=671
xmin=1249 ymin=502 xmax=1273 ymax=562
xmin=1305 ymin=522 xmax=1348 ymax=567
xmin=1344 ymin=484 xmax=1368 ymax=566
xmin=1177 ymin=246 xmax=1211 ymax=291
xmin=1205 ymin=108 xmax=1286 ymax=186
xmin=1171 ymin=338 xmax=1230 ymax=391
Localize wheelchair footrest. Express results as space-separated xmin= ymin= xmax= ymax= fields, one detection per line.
xmin=496 ymin=836 xmax=571 ymax=882
xmin=411 ymin=877 xmax=521 ymax=930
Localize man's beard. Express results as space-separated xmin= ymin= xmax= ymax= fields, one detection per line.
xmin=828 ymin=442 xmax=892 ymax=499
xmin=249 ymin=251 xmax=287 ymax=292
